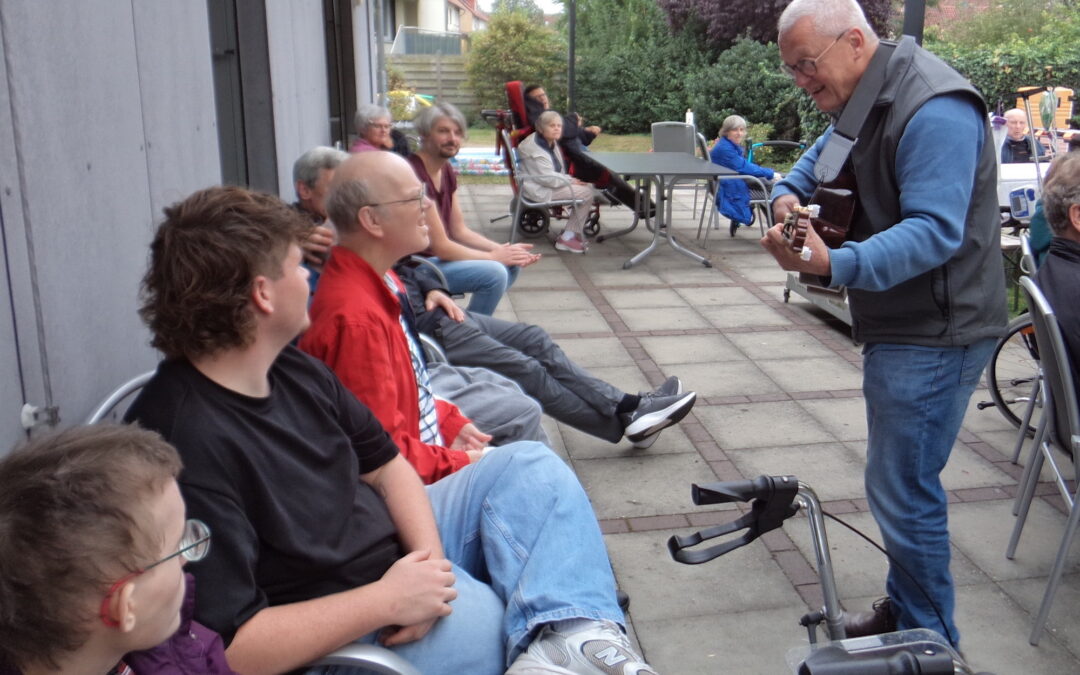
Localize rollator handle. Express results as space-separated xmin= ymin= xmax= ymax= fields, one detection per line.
xmin=668 ymin=475 xmax=799 ymax=565
xmin=798 ymin=643 xmax=955 ymax=675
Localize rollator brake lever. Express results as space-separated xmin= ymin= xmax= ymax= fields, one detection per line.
xmin=668 ymin=475 xmax=800 ymax=565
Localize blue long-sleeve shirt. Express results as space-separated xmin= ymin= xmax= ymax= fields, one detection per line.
xmin=772 ymin=94 xmax=985 ymax=291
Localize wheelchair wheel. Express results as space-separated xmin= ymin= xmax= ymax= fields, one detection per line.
xmin=584 ymin=209 xmax=601 ymax=237
xmin=985 ymin=314 xmax=1039 ymax=437
xmin=517 ymin=208 xmax=549 ymax=239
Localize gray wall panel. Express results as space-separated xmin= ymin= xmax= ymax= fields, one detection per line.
xmin=132 ymin=1 xmax=222 ymax=218
xmin=266 ymin=0 xmax=331 ymax=199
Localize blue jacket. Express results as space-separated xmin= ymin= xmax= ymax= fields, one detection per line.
xmin=709 ymin=136 xmax=775 ymax=225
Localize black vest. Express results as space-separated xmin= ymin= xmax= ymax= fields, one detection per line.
xmin=844 ymin=37 xmax=1006 ymax=346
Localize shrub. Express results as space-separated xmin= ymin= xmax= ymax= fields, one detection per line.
xmin=465 ymin=10 xmax=566 ymax=111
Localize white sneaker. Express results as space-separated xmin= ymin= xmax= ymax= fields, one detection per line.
xmin=506 ymin=620 xmax=658 ymax=675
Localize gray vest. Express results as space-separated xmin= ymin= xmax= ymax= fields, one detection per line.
xmin=843 ymin=37 xmax=1006 ymax=346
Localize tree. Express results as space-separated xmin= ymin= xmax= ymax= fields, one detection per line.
xmin=656 ymin=0 xmax=894 ymax=50
xmin=466 ymin=10 xmax=566 ymax=111
xmin=491 ymin=0 xmax=547 ymax=21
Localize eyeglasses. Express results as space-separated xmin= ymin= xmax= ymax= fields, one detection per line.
xmin=99 ymin=518 xmax=211 ymax=627
xmin=780 ymin=31 xmax=848 ymax=79
xmin=369 ymin=123 xmax=392 ymax=131
xmin=365 ymin=184 xmax=429 ymax=210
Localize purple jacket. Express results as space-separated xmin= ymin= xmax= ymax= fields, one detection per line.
xmin=124 ymin=574 xmax=235 ymax=675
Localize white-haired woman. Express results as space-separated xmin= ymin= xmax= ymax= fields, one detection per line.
xmin=709 ymin=114 xmax=782 ymax=237
xmin=350 ymin=103 xmax=394 ymax=153
xmin=517 ymin=110 xmax=596 ymax=253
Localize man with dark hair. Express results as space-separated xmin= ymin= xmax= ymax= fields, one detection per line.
xmin=126 ymin=184 xmax=656 ymax=674
xmin=0 ymin=425 xmax=220 ymax=674
xmin=760 ymin=0 xmax=1006 ymax=647
xmin=1034 ymin=151 xmax=1080 ymax=397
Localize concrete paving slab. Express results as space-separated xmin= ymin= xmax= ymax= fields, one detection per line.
xmin=601 ymin=288 xmax=690 ymax=309
xmin=619 ymin=306 xmax=712 ymax=332
xmin=939 ymin=443 xmax=1017 ymax=491
xmin=559 ymin=420 xmax=693 ymax=460
xmin=555 ymin=336 xmax=634 ymax=367
xmin=507 ymin=289 xmax=595 ymax=311
xmin=726 ymin=330 xmax=840 ymax=361
xmin=585 ymin=365 xmax=652 ymax=397
xmin=588 ymin=268 xmax=666 ymax=287
xmin=700 ymin=303 xmax=793 ymax=329
xmin=636 ymin=333 xmax=745 ymax=365
xmin=756 ymin=356 xmax=865 ymax=392
xmin=676 ymin=360 xmax=783 ymax=398
xmin=578 ymin=453 xmax=725 ymax=519
xmin=998 ymin=572 xmax=1080 ymax=655
xmin=634 ymin=606 xmax=814 ymax=674
xmin=514 ymin=308 xmax=611 ymax=334
xmin=695 ymin=401 xmax=836 ymax=450
xmin=726 ymin=442 xmax=867 ymax=502
xmin=509 ymin=268 xmax=580 ymax=289
xmin=948 ymin=499 xmax=1080 ymax=581
xmin=673 ymin=285 xmax=760 ymax=306
xmin=605 ymin=529 xmax=797 ymax=621
xmin=797 ymin=397 xmax=869 ymax=442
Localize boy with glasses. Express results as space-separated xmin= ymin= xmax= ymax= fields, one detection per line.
xmin=0 ymin=425 xmax=223 ymax=675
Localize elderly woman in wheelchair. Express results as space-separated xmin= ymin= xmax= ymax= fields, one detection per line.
xmin=516 ymin=110 xmax=598 ymax=254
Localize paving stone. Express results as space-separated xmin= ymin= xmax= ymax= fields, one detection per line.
xmin=555 ymin=336 xmax=633 ymax=367
xmin=949 ymin=499 xmax=1080 ymax=582
xmin=577 ymin=453 xmax=726 ymax=520
xmin=636 ymin=333 xmax=745 ymax=364
xmin=601 ymin=288 xmax=690 ymax=309
xmin=605 ymin=529 xmax=797 ymax=622
xmin=726 ymin=330 xmax=839 ymax=361
xmin=694 ymin=401 xmax=836 ymax=450
xmin=618 ymin=306 xmax=712 ymax=332
xmin=998 ymin=573 xmax=1080 ymax=656
xmin=797 ymin=397 xmax=869 ymax=441
xmin=506 ymin=290 xmax=595 ymax=311
xmin=674 ymin=360 xmax=783 ymax=398
xmin=584 ymin=365 xmax=651 ymax=397
xmin=699 ymin=303 xmax=793 ymax=329
xmin=655 ymin=265 xmax=734 ymax=285
xmin=514 ymin=308 xmax=611 ymax=334
xmin=511 ymin=268 xmax=580 ymax=289
xmin=755 ymin=356 xmax=865 ymax=392
xmin=725 ymin=442 xmax=867 ymax=502
xmin=559 ymin=420 xmax=694 ymax=460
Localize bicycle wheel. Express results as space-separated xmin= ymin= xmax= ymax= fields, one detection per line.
xmin=986 ymin=314 xmax=1039 ymax=436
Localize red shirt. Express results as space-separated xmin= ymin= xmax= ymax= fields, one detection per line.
xmin=299 ymin=247 xmax=471 ymax=483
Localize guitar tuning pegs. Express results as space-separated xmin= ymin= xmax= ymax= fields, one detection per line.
xmin=808 ymin=204 xmax=821 ymax=218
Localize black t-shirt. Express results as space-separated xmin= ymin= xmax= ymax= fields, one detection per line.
xmin=125 ymin=346 xmax=403 ymax=645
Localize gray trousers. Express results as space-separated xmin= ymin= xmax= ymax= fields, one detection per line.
xmin=428 ymin=363 xmax=549 ymax=447
xmin=435 ymin=313 xmax=626 ymax=443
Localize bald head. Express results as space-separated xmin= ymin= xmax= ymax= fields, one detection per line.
xmin=327 ymin=152 xmax=410 ymax=234
xmin=1004 ymin=108 xmax=1030 ymax=141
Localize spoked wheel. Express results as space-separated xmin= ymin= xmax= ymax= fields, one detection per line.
xmin=517 ymin=208 xmax=550 ymax=239
xmin=983 ymin=314 xmax=1039 ymax=436
xmin=584 ymin=209 xmax=601 ymax=237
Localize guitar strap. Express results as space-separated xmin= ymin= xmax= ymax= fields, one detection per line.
xmin=813 ymin=40 xmax=898 ymax=184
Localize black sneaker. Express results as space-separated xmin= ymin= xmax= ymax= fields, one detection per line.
xmin=729 ymin=220 xmax=740 ymax=237
xmin=630 ymin=376 xmax=684 ymax=449
xmin=621 ymin=391 xmax=696 ymax=443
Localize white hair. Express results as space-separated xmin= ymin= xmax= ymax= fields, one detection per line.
xmin=778 ymin=0 xmax=876 ymax=39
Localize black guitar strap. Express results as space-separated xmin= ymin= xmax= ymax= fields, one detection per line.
xmin=813 ymin=40 xmax=898 ymax=184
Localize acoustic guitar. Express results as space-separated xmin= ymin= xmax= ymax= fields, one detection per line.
xmin=780 ymin=171 xmax=858 ymax=292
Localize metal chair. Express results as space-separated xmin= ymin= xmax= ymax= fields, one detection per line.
xmin=86 ymin=375 xmax=420 ymax=674
xmin=1006 ymin=276 xmax=1080 ymax=645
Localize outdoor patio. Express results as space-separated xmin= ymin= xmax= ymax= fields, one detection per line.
xmin=457 ymin=180 xmax=1080 ymax=674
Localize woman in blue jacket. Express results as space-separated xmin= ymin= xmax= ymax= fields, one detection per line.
xmin=709 ymin=115 xmax=781 ymax=237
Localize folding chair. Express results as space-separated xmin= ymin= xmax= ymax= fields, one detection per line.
xmin=86 ymin=375 xmax=421 ymax=674
xmin=1006 ymin=276 xmax=1080 ymax=646
xmin=650 ymin=122 xmax=715 ymax=226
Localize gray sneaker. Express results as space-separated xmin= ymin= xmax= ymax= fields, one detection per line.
xmin=506 ymin=620 xmax=658 ymax=675
xmin=620 ymin=391 xmax=696 ymax=444
xmin=629 ymin=377 xmax=684 ymax=449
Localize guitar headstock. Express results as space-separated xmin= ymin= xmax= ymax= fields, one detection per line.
xmin=780 ymin=205 xmax=818 ymax=253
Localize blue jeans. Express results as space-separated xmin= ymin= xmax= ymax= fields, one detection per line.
xmin=431 ymin=258 xmax=519 ymax=316
xmin=861 ymin=339 xmax=995 ymax=647
xmin=311 ymin=442 xmax=621 ymax=674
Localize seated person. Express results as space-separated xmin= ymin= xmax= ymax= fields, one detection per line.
xmin=396 ymin=256 xmax=697 ymax=449
xmin=0 ymin=424 xmax=224 ymax=675
xmin=709 ymin=114 xmax=782 ymax=237
xmin=1001 ymin=108 xmax=1048 ymax=164
xmin=524 ymin=84 xmax=652 ymax=218
xmin=1033 ymin=151 xmax=1080 ymax=399
xmin=350 ymin=103 xmax=398 ymax=154
xmin=517 ymin=110 xmax=598 ymax=253
xmin=124 ymin=184 xmax=656 ymax=675
xmin=300 ymin=152 xmax=548 ymax=483
xmin=409 ymin=102 xmax=539 ymax=315
xmin=292 ymin=146 xmax=349 ymax=290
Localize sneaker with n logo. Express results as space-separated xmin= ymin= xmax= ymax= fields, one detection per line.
xmin=505 ymin=619 xmax=659 ymax=675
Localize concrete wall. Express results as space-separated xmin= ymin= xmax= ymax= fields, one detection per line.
xmin=266 ymin=0 xmax=331 ymax=199
xmin=0 ymin=1 xmax=220 ymax=451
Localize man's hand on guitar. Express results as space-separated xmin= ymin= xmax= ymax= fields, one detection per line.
xmin=761 ymin=221 xmax=832 ymax=276
xmin=771 ymin=194 xmax=800 ymax=225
